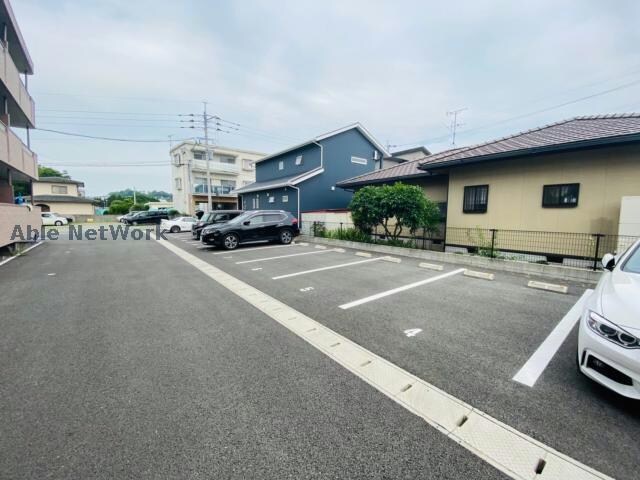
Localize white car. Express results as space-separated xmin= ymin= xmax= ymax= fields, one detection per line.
xmin=160 ymin=216 xmax=196 ymax=233
xmin=41 ymin=212 xmax=68 ymax=226
xmin=578 ymin=240 xmax=640 ymax=399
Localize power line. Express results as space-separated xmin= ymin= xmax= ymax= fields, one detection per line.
xmin=37 ymin=109 xmax=184 ymax=116
xmin=34 ymin=127 xmax=186 ymax=143
xmin=392 ymin=77 xmax=640 ymax=149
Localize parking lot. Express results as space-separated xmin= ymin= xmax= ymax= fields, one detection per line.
xmin=166 ymin=231 xmax=639 ymax=480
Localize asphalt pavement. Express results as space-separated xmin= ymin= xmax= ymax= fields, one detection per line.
xmin=0 ymin=234 xmax=506 ymax=479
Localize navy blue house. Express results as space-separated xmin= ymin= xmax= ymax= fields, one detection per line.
xmin=235 ymin=123 xmax=393 ymax=223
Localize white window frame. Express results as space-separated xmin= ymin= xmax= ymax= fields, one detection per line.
xmin=282 ymin=195 xmax=288 ymax=203
xmin=295 ymin=155 xmax=303 ymax=165
xmin=51 ymin=185 xmax=68 ymax=194
xmin=351 ymin=156 xmax=368 ymax=165
xmin=278 ymin=160 xmax=284 ymax=170
xmin=268 ymin=196 xmax=275 ymax=204
xmin=174 ymin=178 xmax=182 ymax=190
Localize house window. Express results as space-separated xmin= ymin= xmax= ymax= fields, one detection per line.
xmin=52 ymin=185 xmax=68 ymax=194
xmin=282 ymin=195 xmax=288 ymax=203
xmin=242 ymin=159 xmax=254 ymax=170
xmin=173 ymin=154 xmax=181 ymax=166
xmin=221 ymin=157 xmax=235 ymax=164
xmin=278 ymin=160 xmax=284 ymax=170
xmin=174 ymin=178 xmax=182 ymax=190
xmin=542 ymin=183 xmax=579 ymax=208
xmin=463 ymin=185 xmax=489 ymax=213
xmin=268 ymin=196 xmax=275 ymax=203
xmin=193 ymin=151 xmax=207 ymax=160
xmin=351 ymin=156 xmax=367 ymax=165
xmin=295 ymin=155 xmax=303 ymax=165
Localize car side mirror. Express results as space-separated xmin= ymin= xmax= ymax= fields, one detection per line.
xmin=601 ymin=253 xmax=616 ymax=271
xmin=243 ymin=220 xmax=251 ymax=226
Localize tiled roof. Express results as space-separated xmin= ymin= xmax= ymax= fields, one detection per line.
xmin=417 ymin=113 xmax=640 ymax=169
xmin=32 ymin=195 xmax=94 ymax=203
xmin=337 ymin=114 xmax=640 ymax=188
xmin=336 ymin=147 xmax=466 ymax=188
xmin=36 ymin=176 xmax=84 ymax=185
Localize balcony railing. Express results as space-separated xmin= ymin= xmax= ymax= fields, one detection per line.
xmin=191 ymin=160 xmax=239 ymax=175
xmin=0 ymin=121 xmax=37 ymax=179
xmin=192 ymin=185 xmax=236 ymax=196
xmin=0 ymin=45 xmax=35 ymax=126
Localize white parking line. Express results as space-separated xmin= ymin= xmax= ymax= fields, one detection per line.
xmin=212 ymin=244 xmax=294 ymax=255
xmin=339 ymin=268 xmax=466 ymax=310
xmin=235 ymin=249 xmax=337 ymax=265
xmin=0 ymin=241 xmax=43 ymax=267
xmin=272 ymin=257 xmax=383 ymax=280
xmin=512 ymin=289 xmax=594 ymax=387
xmin=155 ymin=239 xmax=610 ymax=480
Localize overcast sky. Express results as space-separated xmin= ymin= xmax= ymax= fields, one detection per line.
xmin=12 ymin=0 xmax=640 ymax=196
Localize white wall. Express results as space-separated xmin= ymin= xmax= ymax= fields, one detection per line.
xmin=618 ymin=196 xmax=640 ymax=237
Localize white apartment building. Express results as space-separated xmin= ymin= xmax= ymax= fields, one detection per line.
xmin=170 ymin=141 xmax=264 ymax=214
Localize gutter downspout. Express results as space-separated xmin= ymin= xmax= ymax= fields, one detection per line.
xmin=312 ymin=140 xmax=324 ymax=170
xmin=291 ymin=185 xmax=301 ymax=224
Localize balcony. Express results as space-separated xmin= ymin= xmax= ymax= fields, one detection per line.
xmin=192 ymin=185 xmax=237 ymax=197
xmin=0 ymin=44 xmax=35 ymax=128
xmin=191 ymin=159 xmax=239 ymax=175
xmin=0 ymin=121 xmax=37 ymax=179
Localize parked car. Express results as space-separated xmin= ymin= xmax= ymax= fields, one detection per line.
xmin=577 ymin=240 xmax=640 ymax=399
xmin=161 ymin=216 xmax=197 ymax=233
xmin=122 ymin=210 xmax=169 ymax=225
xmin=192 ymin=210 xmax=242 ymax=240
xmin=201 ymin=210 xmax=299 ymax=249
xmin=119 ymin=211 xmax=143 ymax=223
xmin=41 ymin=212 xmax=68 ymax=226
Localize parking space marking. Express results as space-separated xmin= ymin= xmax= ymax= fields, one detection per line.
xmin=155 ymin=239 xmax=612 ymax=480
xmin=339 ymin=268 xmax=466 ymax=310
xmin=512 ymin=289 xmax=594 ymax=388
xmin=212 ymin=244 xmax=294 ymax=255
xmin=235 ymin=249 xmax=338 ymax=265
xmin=272 ymin=257 xmax=383 ymax=280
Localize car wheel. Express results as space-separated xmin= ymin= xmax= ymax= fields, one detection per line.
xmin=279 ymin=229 xmax=293 ymax=244
xmin=170 ymin=225 xmax=180 ymax=233
xmin=223 ymin=233 xmax=239 ymax=250
xmin=54 ymin=221 xmax=63 ymax=226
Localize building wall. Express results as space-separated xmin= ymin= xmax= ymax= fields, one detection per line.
xmin=34 ymin=202 xmax=95 ymax=216
xmin=32 ymin=181 xmax=80 ymax=196
xmin=240 ymin=187 xmax=298 ymax=216
xmin=404 ymin=176 xmax=449 ymax=203
xmin=445 ymin=143 xmax=640 ymax=234
xmin=170 ymin=142 xmax=263 ymax=215
xmin=0 ymin=204 xmax=41 ymax=248
xmin=300 ymin=128 xmax=382 ymax=211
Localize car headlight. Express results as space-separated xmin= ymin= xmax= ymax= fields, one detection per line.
xmin=587 ymin=311 xmax=640 ymax=349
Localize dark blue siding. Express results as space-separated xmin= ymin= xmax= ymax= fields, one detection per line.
xmin=240 ymin=187 xmax=299 ymax=216
xmin=249 ymin=126 xmax=382 ymax=216
xmin=301 ymin=128 xmax=379 ymax=211
xmin=255 ymin=143 xmax=321 ymax=182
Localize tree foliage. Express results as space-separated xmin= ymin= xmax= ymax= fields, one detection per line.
xmin=349 ymin=182 xmax=441 ymax=241
xmin=38 ymin=166 xmax=69 ymax=178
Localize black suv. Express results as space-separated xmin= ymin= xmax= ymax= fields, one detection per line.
xmin=201 ymin=210 xmax=299 ymax=249
xmin=123 ymin=210 xmax=169 ymax=225
xmin=192 ymin=210 xmax=242 ymax=240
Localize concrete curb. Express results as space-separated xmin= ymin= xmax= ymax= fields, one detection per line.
xmin=299 ymin=235 xmax=601 ymax=284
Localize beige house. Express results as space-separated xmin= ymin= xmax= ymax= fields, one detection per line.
xmin=32 ymin=176 xmax=95 ymax=217
xmin=170 ymin=141 xmax=264 ymax=215
xmin=338 ymin=114 xmax=640 ymax=262
xmin=0 ymin=0 xmax=40 ymax=249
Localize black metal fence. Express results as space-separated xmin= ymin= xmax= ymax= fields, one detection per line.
xmin=309 ymin=221 xmax=639 ymax=271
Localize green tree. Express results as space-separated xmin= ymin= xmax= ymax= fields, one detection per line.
xmin=107 ymin=198 xmax=134 ymax=214
xmin=350 ymin=182 xmax=441 ymax=241
xmin=38 ymin=166 xmax=70 ymax=178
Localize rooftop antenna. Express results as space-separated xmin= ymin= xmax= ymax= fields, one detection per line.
xmin=446 ymin=108 xmax=467 ymax=146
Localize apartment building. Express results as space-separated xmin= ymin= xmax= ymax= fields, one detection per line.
xmin=170 ymin=141 xmax=264 ymax=214
xmin=0 ymin=0 xmax=39 ymax=250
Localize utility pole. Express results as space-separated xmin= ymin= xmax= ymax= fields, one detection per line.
xmin=203 ymin=101 xmax=213 ymax=212
xmin=133 ymin=187 xmax=137 ymax=205
xmin=446 ymin=108 xmax=467 ymax=146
